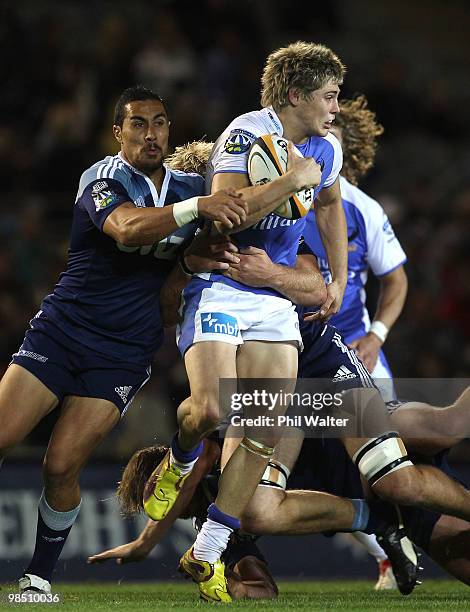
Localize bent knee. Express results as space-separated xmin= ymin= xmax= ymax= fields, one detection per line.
xmin=372 ymin=466 xmax=423 ymax=506
xmin=43 ymin=452 xmax=81 ymax=486
xmin=190 ymin=395 xmax=221 ymax=432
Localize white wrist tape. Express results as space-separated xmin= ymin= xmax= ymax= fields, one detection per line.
xmin=369 ymin=320 xmax=389 ymax=343
xmin=172 ymin=197 xmax=199 ymax=227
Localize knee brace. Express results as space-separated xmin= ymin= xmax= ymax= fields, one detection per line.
xmin=353 ymin=432 xmax=413 ymax=486
xmin=240 ymin=437 xmax=274 ymax=459
xmin=259 ymin=460 xmax=290 ymax=490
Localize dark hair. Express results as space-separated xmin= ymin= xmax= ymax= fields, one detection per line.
xmin=113 ymin=85 xmax=164 ymax=127
xmin=116 ymin=445 xmax=168 ymax=516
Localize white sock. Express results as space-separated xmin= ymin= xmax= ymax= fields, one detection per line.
xmin=169 ymin=449 xmax=198 ymax=475
xmin=352 ymin=531 xmax=388 ymax=562
xmin=193 ymin=518 xmax=233 ymax=563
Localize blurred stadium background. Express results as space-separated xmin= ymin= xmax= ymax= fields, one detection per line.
xmin=1 ymin=0 xmax=469 ymax=584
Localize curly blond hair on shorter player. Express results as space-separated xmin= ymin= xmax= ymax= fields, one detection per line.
xmin=335 ymin=95 xmax=384 ymax=185
xmin=165 ymin=140 xmax=214 ymax=176
xmin=261 ymin=41 xmax=345 ymax=111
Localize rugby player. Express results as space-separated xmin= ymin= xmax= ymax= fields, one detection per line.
xmin=301 ymin=95 xmax=407 ymax=588
xmin=88 ymin=385 xmax=470 ymax=592
xmin=144 ymin=41 xmax=349 ymax=602
xmin=0 ymin=85 xmax=248 ymax=594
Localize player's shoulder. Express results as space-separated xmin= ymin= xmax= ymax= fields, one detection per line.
xmin=78 ymin=155 xmax=130 ymax=196
xmin=340 ymin=176 xmax=385 ymax=223
xmin=167 ymin=166 xmax=204 ymax=183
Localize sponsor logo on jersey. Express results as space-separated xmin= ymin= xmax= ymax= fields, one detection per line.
xmin=15 ymin=349 xmax=48 ymax=363
xmin=382 ymin=218 xmax=396 ymax=237
xmin=251 ymin=214 xmax=300 ymax=231
xmin=224 ymin=129 xmax=255 ymax=154
xmin=115 ymin=385 xmax=133 ymax=403
xmin=91 ymin=180 xmax=118 ymax=211
xmin=200 ymin=313 xmax=239 ymax=337
xmin=332 ymin=366 xmax=357 ymax=382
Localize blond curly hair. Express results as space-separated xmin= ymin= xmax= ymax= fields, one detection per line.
xmin=335 ymin=96 xmax=384 ymax=185
xmin=165 ymin=140 xmax=213 ymax=176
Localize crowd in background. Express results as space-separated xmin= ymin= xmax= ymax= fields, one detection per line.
xmin=1 ymin=0 xmax=469 ymax=457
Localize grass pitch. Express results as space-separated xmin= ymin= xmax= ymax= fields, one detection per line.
xmin=0 ymin=580 xmax=469 ymax=611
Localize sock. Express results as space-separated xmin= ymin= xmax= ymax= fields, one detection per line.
xmin=350 ymin=498 xmax=370 ymax=532
xmin=24 ymin=491 xmax=81 ymax=583
xmin=364 ymin=500 xmax=399 ymax=536
xmin=170 ymin=433 xmax=203 ymax=475
xmin=193 ymin=503 xmax=240 ymax=563
xmin=352 ymin=532 xmax=388 ymax=562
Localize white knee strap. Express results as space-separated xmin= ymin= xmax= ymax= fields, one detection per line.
xmin=259 ymin=460 xmax=290 ymax=490
xmin=353 ymin=432 xmax=413 ymax=486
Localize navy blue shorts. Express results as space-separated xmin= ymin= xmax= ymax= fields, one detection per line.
xmin=298 ymin=322 xmax=375 ymax=392
xmin=11 ymin=316 xmax=151 ymax=415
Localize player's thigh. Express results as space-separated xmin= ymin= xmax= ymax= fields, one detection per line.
xmin=237 ymin=340 xmax=298 ymax=379
xmin=44 ymin=395 xmax=120 ymax=475
xmin=0 ymin=364 xmax=58 ymax=450
xmin=184 ymin=341 xmax=238 ymax=403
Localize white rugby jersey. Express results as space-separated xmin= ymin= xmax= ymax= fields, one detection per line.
xmin=197 ymin=107 xmax=342 ymax=297
xmin=301 ymin=176 xmax=407 ymax=341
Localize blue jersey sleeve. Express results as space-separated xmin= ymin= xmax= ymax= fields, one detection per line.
xmin=78 ymin=177 xmax=132 ymax=231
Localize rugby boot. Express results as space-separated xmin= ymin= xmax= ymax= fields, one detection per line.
xmin=19 ymin=574 xmax=51 ymax=594
xmin=376 ymin=523 xmax=420 ymax=595
xmin=143 ymin=450 xmax=191 ymax=521
xmin=179 ymin=546 xmax=232 ymax=602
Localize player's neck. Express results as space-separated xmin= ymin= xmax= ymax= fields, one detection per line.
xmin=119 ymin=151 xmax=165 ymax=191
xmin=277 ymin=108 xmax=309 ymax=145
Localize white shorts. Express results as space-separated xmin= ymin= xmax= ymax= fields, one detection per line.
xmin=177 ymin=280 xmax=302 ymax=355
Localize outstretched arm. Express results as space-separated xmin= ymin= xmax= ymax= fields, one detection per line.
xmin=87 ymin=440 xmax=221 ymax=565
xmin=224 ymin=250 xmax=326 ymax=306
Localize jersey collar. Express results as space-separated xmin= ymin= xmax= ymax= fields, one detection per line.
xmin=264 ymin=106 xmax=284 ymax=136
xmin=118 ymin=152 xmax=170 ymax=207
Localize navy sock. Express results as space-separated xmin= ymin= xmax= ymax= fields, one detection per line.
xmin=171 ymin=433 xmax=203 ymax=463
xmin=207 ymin=503 xmax=241 ymax=530
xmin=363 ymin=500 xmax=398 ymax=535
xmin=24 ymin=511 xmax=73 ymax=583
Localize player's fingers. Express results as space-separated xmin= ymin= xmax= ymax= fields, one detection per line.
xmin=226 ymin=202 xmax=247 ymax=223
xmin=303 ymin=311 xmax=322 ymax=321
xmin=319 ymin=296 xmax=334 ymax=318
xmin=211 ymin=261 xmax=230 ymax=270
xmin=348 ymin=339 xmax=360 ymax=349
xmin=217 ymin=214 xmax=233 ymax=229
xmin=239 ymin=246 xmax=264 ymax=255
xmin=222 ymin=208 xmax=242 ymax=226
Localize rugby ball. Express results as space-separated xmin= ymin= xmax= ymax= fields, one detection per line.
xmin=247 ymin=134 xmax=314 ymax=219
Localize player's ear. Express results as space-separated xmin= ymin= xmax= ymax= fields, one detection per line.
xmin=288 ymin=88 xmax=302 ymax=107
xmin=113 ymin=125 xmax=122 ymax=144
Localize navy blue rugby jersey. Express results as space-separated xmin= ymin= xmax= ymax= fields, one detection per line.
xmin=39 ymin=153 xmax=203 ymax=364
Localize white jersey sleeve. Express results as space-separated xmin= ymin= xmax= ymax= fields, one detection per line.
xmin=340 ymin=177 xmax=407 ymax=277
xmin=323 ymin=132 xmax=343 ymax=188
xmin=206 ymin=108 xmax=283 ymax=187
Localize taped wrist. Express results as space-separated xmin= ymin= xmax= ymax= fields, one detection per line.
xmin=172 ymin=197 xmax=199 ymax=227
